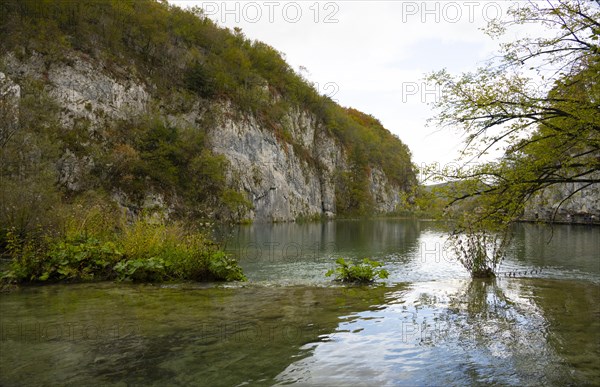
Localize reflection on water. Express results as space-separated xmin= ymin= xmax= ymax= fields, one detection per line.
xmin=222 ymin=219 xmax=599 ymax=285
xmin=508 ymin=223 xmax=600 ymax=282
xmin=222 ymin=219 xmax=457 ymax=284
xmin=1 ymin=220 xmax=599 ymax=386
xmin=276 ymin=278 xmax=599 ymax=386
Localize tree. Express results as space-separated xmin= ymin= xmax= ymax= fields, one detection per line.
xmin=0 ymin=74 xmax=19 ymax=150
xmin=426 ymin=0 xmax=600 ymax=276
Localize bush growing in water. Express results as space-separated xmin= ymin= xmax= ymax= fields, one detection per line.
xmin=115 ymin=219 xmax=246 ymax=282
xmin=448 ymin=227 xmax=511 ymax=278
xmin=326 ymin=257 xmax=389 ymax=283
xmin=0 ymin=218 xmax=246 ymax=287
xmin=2 ymin=233 xmax=123 ymax=283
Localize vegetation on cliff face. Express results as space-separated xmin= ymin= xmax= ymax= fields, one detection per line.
xmin=334 ymin=108 xmax=415 ymax=216
xmin=0 ymin=0 xmax=415 ymax=217
xmin=0 ymin=0 xmax=416 ymax=284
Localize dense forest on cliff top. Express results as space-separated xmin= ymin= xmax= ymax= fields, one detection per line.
xmin=0 ymin=0 xmax=416 ymax=223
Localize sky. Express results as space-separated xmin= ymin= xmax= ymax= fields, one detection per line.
xmin=168 ymin=0 xmax=529 ymax=182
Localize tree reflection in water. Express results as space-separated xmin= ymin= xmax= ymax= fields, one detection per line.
xmin=277 ymin=278 xmax=596 ymax=386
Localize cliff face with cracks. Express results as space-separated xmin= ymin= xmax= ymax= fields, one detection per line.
xmin=0 ymin=52 xmax=409 ymax=222
xmin=207 ymin=105 xmax=403 ymax=221
xmin=522 ymin=180 xmax=600 ymax=224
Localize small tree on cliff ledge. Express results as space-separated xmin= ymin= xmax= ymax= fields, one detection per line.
xmin=427 ymin=0 xmax=600 ymax=277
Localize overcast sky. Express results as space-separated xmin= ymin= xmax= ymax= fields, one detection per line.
xmin=169 ymin=1 xmax=528 ymax=181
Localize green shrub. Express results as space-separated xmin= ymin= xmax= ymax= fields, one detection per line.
xmin=113 ymin=257 xmax=169 ymax=282
xmin=1 ymin=218 xmax=247 ymax=287
xmin=206 ymin=251 xmax=247 ymax=281
xmin=326 ymin=257 xmax=389 ymax=283
xmin=1 ymin=231 xmax=47 ymax=284
xmin=2 ymin=232 xmax=122 ymax=283
xmin=448 ymin=226 xmax=511 ymax=278
xmin=116 ymin=219 xmax=246 ymax=282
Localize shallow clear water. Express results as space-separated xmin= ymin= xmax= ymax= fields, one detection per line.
xmin=1 ymin=220 xmax=599 ymax=386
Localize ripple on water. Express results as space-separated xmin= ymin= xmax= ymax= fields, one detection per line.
xmin=1 ymin=220 xmax=598 ymax=386
xmin=275 ymin=278 xmax=599 ymax=386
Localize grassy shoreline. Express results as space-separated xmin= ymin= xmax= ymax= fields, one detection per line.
xmin=0 ymin=216 xmax=246 ymax=292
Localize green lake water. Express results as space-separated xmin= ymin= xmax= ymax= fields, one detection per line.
xmin=1 ymin=220 xmax=599 ymax=386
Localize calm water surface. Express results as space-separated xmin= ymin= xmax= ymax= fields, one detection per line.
xmin=1 ymin=220 xmax=599 ymax=386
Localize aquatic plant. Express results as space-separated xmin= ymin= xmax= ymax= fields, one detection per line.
xmin=447 ymin=226 xmax=511 ymax=278
xmin=326 ymin=257 xmax=389 ymax=283
xmin=0 ymin=217 xmax=246 ymax=287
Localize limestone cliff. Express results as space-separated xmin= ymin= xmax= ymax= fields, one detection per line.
xmin=0 ymin=51 xmax=413 ymax=222
xmin=523 ymin=181 xmax=600 ymax=224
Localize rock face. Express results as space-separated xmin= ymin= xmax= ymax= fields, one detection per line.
xmin=165 ymin=101 xmax=407 ymax=222
xmin=369 ymin=167 xmax=401 ymax=213
xmin=1 ymin=52 xmax=409 ymax=221
xmin=523 ymin=181 xmax=600 ymax=224
xmin=208 ymin=110 xmax=330 ymax=222
xmin=2 ymin=52 xmax=150 ymax=129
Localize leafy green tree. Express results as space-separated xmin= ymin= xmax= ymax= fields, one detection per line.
xmin=0 ymin=79 xmax=63 ymax=241
xmin=185 ymin=62 xmax=217 ymax=98
xmin=427 ymin=0 xmax=599 ymax=276
xmin=335 ymin=147 xmax=374 ymax=216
